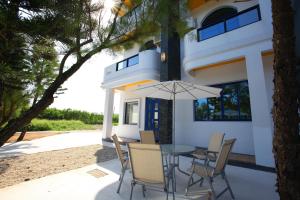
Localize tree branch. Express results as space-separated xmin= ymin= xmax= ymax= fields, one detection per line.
xmin=59 ymin=39 xmax=93 ymax=74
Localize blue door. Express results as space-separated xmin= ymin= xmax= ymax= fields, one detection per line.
xmin=145 ymin=98 xmax=160 ymax=140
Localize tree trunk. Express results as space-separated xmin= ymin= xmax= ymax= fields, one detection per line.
xmin=272 ymin=0 xmax=300 ymax=199
xmin=16 ymin=130 xmax=27 ymax=142
xmin=0 ymin=58 xmax=88 ymax=146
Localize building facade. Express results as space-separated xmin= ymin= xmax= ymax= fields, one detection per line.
xmin=101 ymin=0 xmax=275 ymax=167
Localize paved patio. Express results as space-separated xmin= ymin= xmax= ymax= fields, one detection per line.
xmin=0 ymin=155 xmax=279 ymax=200
xmin=0 ymin=131 xmax=104 ymax=158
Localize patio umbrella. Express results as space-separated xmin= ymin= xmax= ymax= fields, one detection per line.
xmin=132 ymin=80 xmax=222 ymax=145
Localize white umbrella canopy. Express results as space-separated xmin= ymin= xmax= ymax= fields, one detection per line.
xmin=131 ymin=80 xmax=222 ymax=166
xmin=132 ymin=80 xmax=222 ymax=100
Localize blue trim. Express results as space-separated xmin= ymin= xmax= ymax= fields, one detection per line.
xmin=145 ymin=98 xmax=160 ymax=139
xmin=194 ymin=80 xmax=252 ymax=122
xmin=197 ymin=5 xmax=261 ymax=42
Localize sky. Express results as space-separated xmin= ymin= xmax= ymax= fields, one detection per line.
xmin=51 ymin=51 xmax=120 ymax=114
xmin=51 ymin=0 xmax=122 ymax=114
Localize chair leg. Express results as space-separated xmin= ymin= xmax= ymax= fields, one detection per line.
xmin=223 ymin=173 xmax=235 ymax=199
xmin=171 ymin=177 xmax=175 ymax=200
xmin=130 ymin=182 xmax=135 ymax=200
xmin=207 ymin=177 xmax=216 ymax=200
xmin=117 ymin=168 xmax=125 ymax=193
xmin=199 ymin=177 xmax=204 ymax=187
xmin=185 ymin=171 xmax=194 ymax=195
xmin=142 ymin=185 xmax=146 ymax=198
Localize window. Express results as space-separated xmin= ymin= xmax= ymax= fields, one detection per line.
xmin=198 ymin=5 xmax=261 ymax=41
xmin=128 ymin=55 xmax=139 ymax=67
xmin=125 ymin=101 xmax=139 ymax=124
xmin=194 ymin=81 xmax=252 ymax=121
xmin=116 ymin=54 xmax=139 ymax=71
xmin=202 ymin=7 xmax=238 ymax=27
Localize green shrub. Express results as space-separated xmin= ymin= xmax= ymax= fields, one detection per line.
xmin=28 ymin=119 xmax=96 ymax=131
xmin=37 ymin=108 xmax=119 ymax=125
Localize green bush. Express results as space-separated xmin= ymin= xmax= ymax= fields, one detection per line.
xmin=28 ymin=119 xmax=96 ymax=131
xmin=37 ymin=108 xmax=119 ymax=125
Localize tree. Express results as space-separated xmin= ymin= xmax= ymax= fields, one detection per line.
xmin=29 ymin=38 xmax=59 ymax=106
xmin=0 ymin=0 xmax=187 ymax=146
xmin=271 ymin=0 xmax=300 ymax=199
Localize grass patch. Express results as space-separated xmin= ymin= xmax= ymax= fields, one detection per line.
xmin=28 ymin=119 xmax=96 ymax=131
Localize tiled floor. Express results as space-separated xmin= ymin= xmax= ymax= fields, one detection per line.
xmin=0 ymin=156 xmax=279 ymax=200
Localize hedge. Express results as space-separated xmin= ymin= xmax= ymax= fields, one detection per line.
xmin=38 ymin=108 xmax=119 ymax=125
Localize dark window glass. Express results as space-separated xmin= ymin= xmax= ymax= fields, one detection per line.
xmin=223 ymin=83 xmax=239 ymax=120
xmin=239 ymin=82 xmax=252 ymax=120
xmin=199 ymin=22 xmax=225 ymax=40
xmin=208 ymin=97 xmax=222 ymax=120
xmin=226 ymin=8 xmax=260 ymax=31
xmin=125 ymin=101 xmax=139 ymax=124
xmin=198 ymin=6 xmax=261 ymax=41
xmin=117 ymin=60 xmax=127 ymax=71
xmin=194 ymin=99 xmax=209 ymax=120
xmin=116 ymin=54 xmax=139 ymax=71
xmin=194 ymin=81 xmax=252 ymax=121
xmin=202 ymin=7 xmax=237 ymax=27
xmin=128 ymin=55 xmax=139 ymax=67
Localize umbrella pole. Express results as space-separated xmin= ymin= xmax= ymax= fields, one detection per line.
xmin=172 ymin=82 xmax=176 ymax=165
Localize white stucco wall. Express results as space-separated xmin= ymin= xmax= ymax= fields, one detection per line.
xmin=115 ymin=91 xmax=146 ymax=139
xmin=102 ymin=0 xmax=275 ymax=167
xmin=175 ymin=100 xmax=254 ymax=155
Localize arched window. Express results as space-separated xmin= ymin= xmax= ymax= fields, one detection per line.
xmin=198 ymin=5 xmax=261 ymax=41
xmin=202 ymin=7 xmax=238 ymax=27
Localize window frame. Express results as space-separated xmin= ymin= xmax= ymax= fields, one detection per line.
xmin=197 ymin=5 xmax=261 ymax=42
xmin=193 ymin=80 xmax=252 ymax=122
xmin=116 ymin=54 xmax=139 ymax=71
xmin=124 ymin=100 xmax=140 ymax=125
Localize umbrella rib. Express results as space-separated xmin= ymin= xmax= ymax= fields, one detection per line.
xmin=135 ymin=82 xmax=165 ymax=91
xmin=180 ymin=81 xmax=220 ymax=96
xmin=177 ymin=82 xmax=198 ymax=99
xmin=161 ymin=83 xmax=173 ymax=93
xmin=153 ymin=85 xmax=172 ymax=93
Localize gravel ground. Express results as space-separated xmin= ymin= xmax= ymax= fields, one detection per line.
xmin=0 ymin=144 xmax=117 ymax=188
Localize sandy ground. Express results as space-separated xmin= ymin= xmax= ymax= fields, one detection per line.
xmin=6 ymin=132 xmax=62 ymax=143
xmin=0 ymin=144 xmax=117 ymax=189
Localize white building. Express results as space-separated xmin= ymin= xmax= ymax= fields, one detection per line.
xmin=101 ymin=0 xmax=275 ymax=167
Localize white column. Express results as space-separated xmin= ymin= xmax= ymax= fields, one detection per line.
xmin=258 ymin=0 xmax=273 ymax=33
xmin=245 ymin=50 xmax=274 ymax=167
xmin=103 ymin=88 xmax=114 ymax=139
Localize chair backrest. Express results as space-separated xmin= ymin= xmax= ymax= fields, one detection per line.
xmin=127 ymin=143 xmax=165 ymax=185
xmin=214 ymin=138 xmax=236 ymax=174
xmin=140 ymin=130 xmax=156 ymax=144
xmin=112 ymin=135 xmax=126 ymax=167
xmin=208 ymin=133 xmax=225 ymax=153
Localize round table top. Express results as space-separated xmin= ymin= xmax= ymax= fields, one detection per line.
xmin=161 ymin=144 xmax=196 ymax=156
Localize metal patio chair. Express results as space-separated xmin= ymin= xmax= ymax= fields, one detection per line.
xmin=112 ymin=134 xmax=129 ymax=193
xmin=127 ymin=143 xmax=175 ymax=200
xmin=139 ymin=130 xmax=156 ymax=144
xmin=192 ymin=133 xmax=225 ymax=163
xmin=186 ymin=139 xmax=236 ymax=199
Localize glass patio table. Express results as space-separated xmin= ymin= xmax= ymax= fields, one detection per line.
xmin=161 ymin=144 xmax=196 ymax=191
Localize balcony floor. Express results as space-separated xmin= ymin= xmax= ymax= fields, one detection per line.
xmin=0 ymin=154 xmax=279 ymax=200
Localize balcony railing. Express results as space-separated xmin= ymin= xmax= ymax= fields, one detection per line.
xmin=116 ymin=54 xmax=139 ymax=71
xmin=197 ymin=5 xmax=261 ymax=41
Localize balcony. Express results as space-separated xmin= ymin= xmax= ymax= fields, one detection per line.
xmin=182 ymin=5 xmax=273 ymax=74
xmin=102 ymin=49 xmax=160 ymax=89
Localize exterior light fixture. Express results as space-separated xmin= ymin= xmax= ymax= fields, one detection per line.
xmin=161 ymin=52 xmax=167 ymax=62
